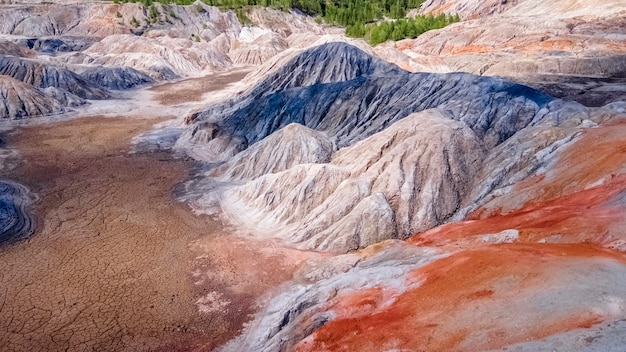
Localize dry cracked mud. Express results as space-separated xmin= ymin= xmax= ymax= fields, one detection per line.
xmin=0 ymin=116 xmax=314 ymax=351
xmin=149 ymin=71 xmax=251 ymax=106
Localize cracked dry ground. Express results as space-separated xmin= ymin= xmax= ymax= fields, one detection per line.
xmin=0 ymin=116 xmax=311 ymax=351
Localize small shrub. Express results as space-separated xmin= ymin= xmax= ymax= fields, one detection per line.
xmin=130 ymin=16 xmax=140 ymax=27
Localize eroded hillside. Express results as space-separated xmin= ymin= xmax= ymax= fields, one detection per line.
xmin=0 ymin=0 xmax=625 ymax=351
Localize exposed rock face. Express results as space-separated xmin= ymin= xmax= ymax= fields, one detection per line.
xmin=0 ymin=180 xmax=35 ymax=245
xmin=81 ymin=66 xmax=155 ymax=90
xmin=229 ymin=32 xmax=289 ymax=65
xmin=417 ymin=0 xmax=520 ymax=19
xmin=221 ymin=110 xmax=626 ymax=352
xmin=211 ymin=110 xmax=484 ymax=251
xmin=29 ymin=36 xmax=96 ymax=53
xmin=41 ymin=86 xmax=87 ymax=107
xmin=176 ymin=42 xmax=595 ymax=253
xmin=77 ymin=34 xmax=232 ymax=79
xmin=0 ymin=40 xmax=35 ymax=58
xmin=0 ymin=2 xmax=337 ymax=78
xmin=392 ymin=0 xmax=626 ymax=105
xmin=0 ymin=2 xmax=238 ymax=38
xmin=179 ymin=43 xmax=556 ymax=163
xmin=0 ymin=76 xmax=66 ymax=119
xmin=246 ymin=7 xmax=327 ymax=37
xmin=207 ymin=123 xmax=335 ymax=182
xmin=0 ymin=55 xmax=110 ymax=99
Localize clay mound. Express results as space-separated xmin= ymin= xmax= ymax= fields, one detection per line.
xmin=224 ymin=240 xmax=626 ymax=351
xmin=420 ymin=0 xmax=626 ymax=20
xmin=29 ymin=37 xmax=96 ymax=53
xmin=0 ymin=180 xmax=35 ymax=245
xmin=207 ymin=123 xmax=334 ymax=182
xmin=246 ymin=7 xmax=327 ymax=37
xmin=0 ymin=76 xmax=66 ymax=119
xmin=176 ymin=42 xmax=598 ymax=253
xmin=81 ymin=66 xmax=155 ymax=90
xmin=396 ymin=0 xmax=626 ymax=107
xmin=295 ymin=244 xmax=626 ymax=352
xmin=179 ymin=43 xmax=555 ymax=163
xmin=82 ymin=34 xmax=232 ymax=78
xmin=0 ymin=56 xmax=110 ymax=100
xmin=229 ymin=32 xmax=289 ymax=65
xmin=0 ymin=40 xmax=35 ymax=58
xmin=0 ymin=2 xmax=238 ymax=38
xmin=221 ymin=110 xmax=626 ymax=351
xmin=213 ymin=110 xmax=484 ymax=252
xmin=41 ymin=87 xmax=87 ymax=108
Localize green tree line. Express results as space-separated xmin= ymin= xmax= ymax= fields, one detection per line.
xmin=111 ymin=0 xmax=428 ymax=26
xmin=347 ymin=13 xmax=460 ymax=45
xmin=109 ymin=0 xmax=459 ymax=44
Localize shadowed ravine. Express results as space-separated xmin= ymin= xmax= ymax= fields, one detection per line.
xmin=0 ymin=116 xmax=316 ymax=351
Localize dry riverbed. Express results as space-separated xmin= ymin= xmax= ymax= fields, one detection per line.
xmin=0 ymin=114 xmax=317 ymax=351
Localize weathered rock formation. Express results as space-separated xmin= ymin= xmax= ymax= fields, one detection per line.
xmin=81 ymin=66 xmax=155 ymax=90
xmin=0 ymin=180 xmax=35 ymax=245
xmin=76 ymin=34 xmax=232 ymax=79
xmin=0 ymin=39 xmax=35 ymax=58
xmin=179 ymin=43 xmax=556 ymax=159
xmin=0 ymin=75 xmax=66 ymax=119
xmin=225 ymin=108 xmax=626 ymax=351
xmin=390 ymin=0 xmax=626 ymax=105
xmin=210 ymin=111 xmax=483 ymax=251
xmin=0 ymin=55 xmax=110 ymax=99
xmin=230 ymin=32 xmax=289 ymax=65
xmin=176 ymin=42 xmax=597 ymax=252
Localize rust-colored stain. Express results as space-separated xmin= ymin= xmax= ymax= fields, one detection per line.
xmin=295 ymin=244 xmax=626 ymax=352
xmin=409 ymin=174 xmax=626 ymax=247
xmin=451 ymin=44 xmax=494 ymax=54
xmin=410 ymin=119 xmax=626 ymax=249
xmin=428 ymin=2 xmax=454 ymax=15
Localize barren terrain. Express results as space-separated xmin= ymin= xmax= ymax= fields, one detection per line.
xmin=0 ymin=115 xmax=318 ymax=351
xmin=0 ymin=0 xmax=625 ymax=350
xmin=149 ymin=70 xmax=251 ymax=106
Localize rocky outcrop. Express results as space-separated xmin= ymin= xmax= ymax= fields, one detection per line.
xmin=0 ymin=40 xmax=35 ymax=58
xmin=415 ymin=0 xmax=517 ymax=18
xmin=0 ymin=76 xmax=66 ymax=119
xmin=207 ymin=123 xmax=334 ymax=182
xmin=41 ymin=86 xmax=87 ymax=107
xmin=0 ymin=2 xmax=238 ymax=38
xmin=393 ymin=0 xmax=626 ymax=105
xmin=0 ymin=180 xmax=35 ymax=245
xmin=221 ymin=114 xmax=626 ymax=352
xmin=179 ymin=43 xmax=556 ymax=163
xmin=209 ymin=110 xmax=484 ymax=251
xmin=0 ymin=2 xmax=336 ymax=79
xmin=229 ymin=32 xmax=289 ymax=65
xmin=81 ymin=66 xmax=155 ymax=90
xmin=175 ymin=43 xmax=597 ymax=252
xmin=29 ymin=37 xmax=96 ymax=53
xmin=76 ymin=34 xmax=232 ymax=79
xmin=0 ymin=55 xmax=110 ymax=99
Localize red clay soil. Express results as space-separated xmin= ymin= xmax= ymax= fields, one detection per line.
xmin=295 ymin=243 xmax=626 ymax=352
xmin=295 ymin=118 xmax=626 ymax=352
xmin=409 ymin=174 xmax=626 ymax=248
xmin=482 ymin=119 xmax=626 ymax=215
xmin=410 ymin=119 xmax=626 ymax=249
